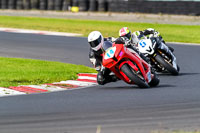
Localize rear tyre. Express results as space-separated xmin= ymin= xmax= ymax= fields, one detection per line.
xmin=155 ymin=54 xmax=179 ymax=75
xmin=149 ymin=70 xmax=159 ymax=87
xmin=121 ymin=63 xmax=150 ymax=88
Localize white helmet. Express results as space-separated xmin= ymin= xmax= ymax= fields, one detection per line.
xmin=88 ymin=31 xmax=104 ymax=51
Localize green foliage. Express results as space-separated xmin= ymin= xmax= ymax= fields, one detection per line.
xmin=0 ymin=57 xmax=96 ymax=87
xmin=0 ymin=16 xmax=200 ymax=43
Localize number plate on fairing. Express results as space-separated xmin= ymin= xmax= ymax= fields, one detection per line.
xmin=138 ymin=39 xmax=155 ymax=55
xmin=104 ymin=46 xmax=116 ymax=59
xmin=147 ymin=71 xmax=152 ymax=82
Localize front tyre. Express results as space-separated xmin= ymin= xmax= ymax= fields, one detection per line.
xmin=120 ymin=63 xmax=150 ymax=88
xmin=155 ymin=54 xmax=179 ymax=75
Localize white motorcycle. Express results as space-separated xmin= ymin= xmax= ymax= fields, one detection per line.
xmin=138 ymin=37 xmax=179 ymax=75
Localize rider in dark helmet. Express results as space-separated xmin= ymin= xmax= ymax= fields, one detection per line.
xmin=117 ymin=27 xmax=150 ymax=63
xmin=119 ymin=27 xmax=177 ymax=70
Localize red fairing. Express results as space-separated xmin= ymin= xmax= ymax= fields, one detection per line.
xmin=102 ymin=43 xmax=151 ymax=84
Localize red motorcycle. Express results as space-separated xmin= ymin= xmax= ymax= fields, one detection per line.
xmin=102 ymin=41 xmax=159 ymax=88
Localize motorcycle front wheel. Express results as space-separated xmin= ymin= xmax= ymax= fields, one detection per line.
xmin=120 ymin=63 xmax=150 ymax=88
xmin=155 ymin=54 xmax=179 ymax=75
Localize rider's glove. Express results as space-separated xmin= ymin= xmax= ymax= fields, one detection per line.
xmin=120 ymin=37 xmax=131 ymax=46
xmin=107 ymin=37 xmax=116 ymax=42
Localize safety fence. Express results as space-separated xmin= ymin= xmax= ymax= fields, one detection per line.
xmin=0 ymin=0 xmax=200 ymax=15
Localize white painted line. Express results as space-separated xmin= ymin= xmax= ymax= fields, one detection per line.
xmin=0 ymin=27 xmax=82 ymax=37
xmin=167 ymin=42 xmax=200 ymax=46
xmin=25 ymin=85 xmax=66 ymax=92
xmin=0 ymin=87 xmax=25 ymax=96
xmin=0 ymin=73 xmax=98 ymax=97
xmin=78 ymin=76 xmax=97 ymax=80
xmin=57 ymin=80 xmax=97 ymax=86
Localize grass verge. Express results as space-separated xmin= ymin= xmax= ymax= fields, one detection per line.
xmin=0 ymin=16 xmax=200 ymax=44
xmin=0 ymin=57 xmax=96 ymax=87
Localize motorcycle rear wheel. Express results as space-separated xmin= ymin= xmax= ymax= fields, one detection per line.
xmin=120 ymin=63 xmax=150 ymax=88
xmin=148 ymin=70 xmax=160 ymax=87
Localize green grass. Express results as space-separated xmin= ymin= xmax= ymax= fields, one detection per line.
xmin=0 ymin=16 xmax=200 ymax=43
xmin=0 ymin=57 xmax=96 ymax=87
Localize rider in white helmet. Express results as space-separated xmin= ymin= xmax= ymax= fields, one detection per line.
xmin=88 ymin=30 xmax=152 ymax=85
xmin=88 ymin=31 xmax=118 ymax=85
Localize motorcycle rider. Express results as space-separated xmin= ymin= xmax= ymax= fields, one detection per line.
xmin=119 ymin=27 xmax=178 ymax=70
xmin=88 ymin=31 xmax=150 ymax=85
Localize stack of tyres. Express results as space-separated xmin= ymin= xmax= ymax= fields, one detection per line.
xmin=62 ymin=0 xmax=72 ymax=10
xmin=1 ymin=0 xmax=8 ymax=9
xmin=79 ymin=0 xmax=88 ymax=11
xmin=89 ymin=0 xmax=97 ymax=11
xmin=72 ymin=0 xmax=78 ymax=6
xmin=16 ymin=0 xmax=23 ymax=9
xmin=39 ymin=0 xmax=47 ymax=10
xmin=23 ymin=0 xmax=31 ymax=9
xmin=54 ymin=0 xmax=62 ymax=10
xmin=47 ymin=0 xmax=54 ymax=10
xmin=98 ymin=0 xmax=106 ymax=11
xmin=30 ymin=0 xmax=39 ymax=9
xmin=8 ymin=0 xmax=16 ymax=9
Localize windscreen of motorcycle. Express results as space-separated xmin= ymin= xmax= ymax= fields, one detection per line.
xmin=102 ymin=41 xmax=113 ymax=51
xmin=104 ymin=46 xmax=116 ymax=60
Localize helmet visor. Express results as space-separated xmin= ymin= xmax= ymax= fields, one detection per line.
xmin=89 ymin=36 xmax=102 ymax=48
xmin=124 ymin=32 xmax=131 ymax=40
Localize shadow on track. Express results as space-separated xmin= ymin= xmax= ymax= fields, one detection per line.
xmin=97 ymin=83 xmax=175 ymax=90
xmin=157 ymin=72 xmax=199 ymax=76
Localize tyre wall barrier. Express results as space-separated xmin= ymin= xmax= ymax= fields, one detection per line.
xmin=0 ymin=0 xmax=200 ymax=15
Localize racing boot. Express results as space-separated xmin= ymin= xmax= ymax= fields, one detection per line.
xmin=97 ymin=72 xmax=106 ymax=85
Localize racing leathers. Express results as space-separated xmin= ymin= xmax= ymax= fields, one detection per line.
xmin=89 ymin=37 xmax=149 ymax=85
xmin=132 ymin=28 xmax=177 ymax=69
xmin=89 ymin=39 xmax=118 ymax=85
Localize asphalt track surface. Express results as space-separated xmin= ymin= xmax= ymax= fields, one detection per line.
xmin=0 ymin=31 xmax=200 ymax=133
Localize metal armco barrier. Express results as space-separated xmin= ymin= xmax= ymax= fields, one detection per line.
xmin=0 ymin=0 xmax=199 ymax=15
